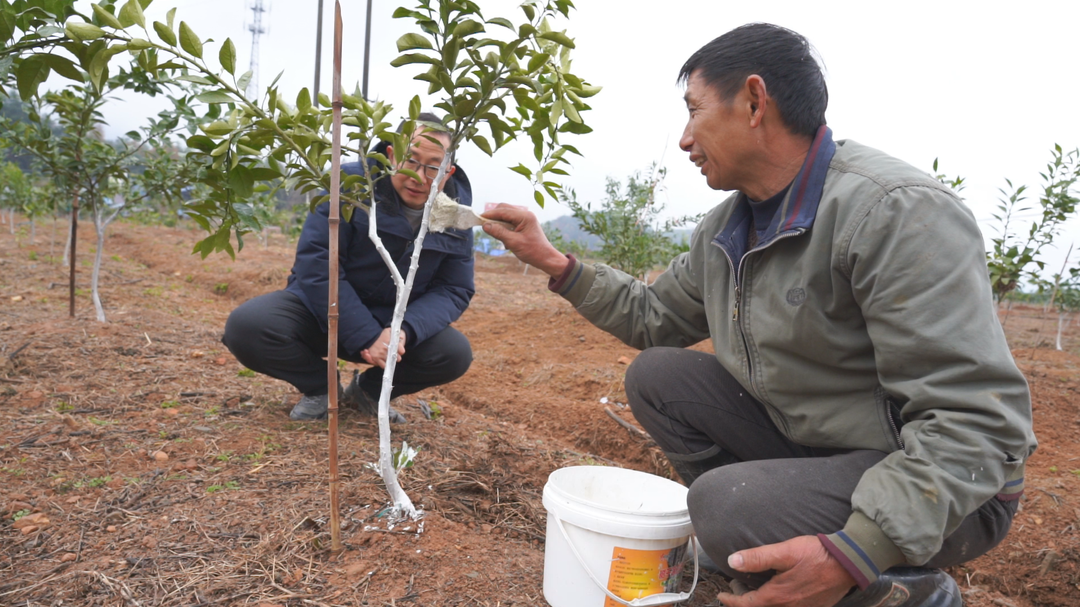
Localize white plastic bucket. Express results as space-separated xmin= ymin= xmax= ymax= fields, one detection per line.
xmin=542 ymin=466 xmax=699 ymax=607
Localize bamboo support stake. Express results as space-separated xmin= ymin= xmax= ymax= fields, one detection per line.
xmin=325 ymin=0 xmax=344 ymax=553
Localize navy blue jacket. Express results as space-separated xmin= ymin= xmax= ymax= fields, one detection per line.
xmin=284 ymin=159 xmax=475 ymax=355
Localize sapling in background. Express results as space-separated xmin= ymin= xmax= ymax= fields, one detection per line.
xmin=986 ymin=145 xmax=1080 ymax=310
xmin=560 ymin=165 xmax=699 ymax=282
xmin=0 ymin=76 xmax=196 ymax=321
xmin=1052 ymin=267 xmax=1080 ymax=351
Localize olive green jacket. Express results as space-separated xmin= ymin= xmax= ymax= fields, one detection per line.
xmin=551 ymin=127 xmax=1035 ymax=585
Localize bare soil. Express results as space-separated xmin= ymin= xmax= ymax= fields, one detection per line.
xmin=1 ymin=220 xmax=1078 ymax=607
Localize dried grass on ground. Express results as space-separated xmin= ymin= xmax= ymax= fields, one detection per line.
xmin=1 ymin=220 xmax=1078 ymax=606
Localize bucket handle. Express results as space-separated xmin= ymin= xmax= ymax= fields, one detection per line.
xmin=554 ymin=515 xmax=700 ymax=607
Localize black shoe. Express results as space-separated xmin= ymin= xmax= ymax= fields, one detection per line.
xmin=289 ymin=393 xmax=329 ymax=421
xmin=835 ymin=567 xmax=962 ymax=607
xmin=343 ymin=373 xmax=406 ymax=424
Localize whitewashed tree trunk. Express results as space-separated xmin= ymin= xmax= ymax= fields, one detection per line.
xmin=90 ymin=199 xmax=123 ymax=323
xmin=364 ymin=154 xmax=455 ymax=521
xmin=1057 ymin=312 xmax=1067 ymax=351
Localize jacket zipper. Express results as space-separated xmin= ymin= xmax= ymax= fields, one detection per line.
xmin=886 ymin=402 xmax=906 ymax=450
xmin=715 ymin=227 xmax=805 ymax=404
xmin=725 ymin=228 xmax=806 ymax=322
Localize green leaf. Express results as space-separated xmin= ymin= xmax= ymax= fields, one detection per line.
xmin=179 ymin=21 xmax=203 ymax=58
xmin=296 ymin=87 xmax=311 ymax=112
xmin=127 ymin=38 xmax=153 ymax=50
xmin=186 ymin=134 xmax=215 ymax=151
xmin=0 ymin=11 xmax=16 ymax=43
xmin=119 ymin=0 xmax=146 ymax=28
xmin=250 ymin=167 xmax=282 ymax=181
xmin=177 ymin=74 xmax=214 ymax=85
xmin=509 ymin=164 xmax=532 ymax=179
xmin=576 ymin=84 xmax=602 ymax=98
xmin=65 ymin=22 xmax=105 ymax=42
xmin=40 ymin=54 xmax=83 ymax=81
xmin=91 ymin=4 xmax=124 ymax=29
xmin=533 ymin=190 xmax=545 ymax=207
xmin=453 ymin=19 xmax=484 ymax=37
xmin=487 ymin=17 xmax=515 ymax=30
xmin=396 ymin=33 xmax=433 ymax=52
xmin=229 ymin=165 xmax=255 ymax=199
xmin=389 ymin=53 xmax=438 ymax=67
xmin=527 ymin=52 xmax=549 ymax=73
xmin=153 ymin=21 xmax=176 ymax=46
xmin=16 ymin=56 xmax=50 ymax=101
xmin=472 ymin=135 xmax=492 ymax=156
xmin=220 ymin=37 xmax=236 ymax=74
xmin=564 ymin=99 xmax=581 ymax=123
xmin=197 ymin=90 xmax=235 ymax=104
xmin=167 ymin=7 xmax=177 ymax=30
xmin=408 ymin=95 xmax=421 ymax=120
xmin=538 ymin=31 xmax=575 ymax=48
xmin=200 ymin=121 xmax=234 ymax=137
xmin=392 ymin=7 xmax=424 ymax=19
xmin=398 ymin=168 xmax=422 ymax=184
xmin=522 ymin=4 xmax=536 ymax=21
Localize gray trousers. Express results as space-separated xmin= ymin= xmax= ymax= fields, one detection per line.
xmin=626 ymin=347 xmax=1017 ymax=587
xmin=223 ymin=290 xmax=472 ymax=400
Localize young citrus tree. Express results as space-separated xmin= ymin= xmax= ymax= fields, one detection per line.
xmin=3 ymin=0 xmax=597 ymax=519
xmin=0 ymin=74 xmax=195 ymax=321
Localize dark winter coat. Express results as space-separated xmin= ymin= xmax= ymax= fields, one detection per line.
xmin=284 ymin=159 xmax=475 ymax=355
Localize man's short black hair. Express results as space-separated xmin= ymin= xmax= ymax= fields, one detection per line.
xmin=678 ymin=23 xmax=827 ymax=138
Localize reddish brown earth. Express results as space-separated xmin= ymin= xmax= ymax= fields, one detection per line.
xmin=1 ymin=220 xmax=1078 ymax=607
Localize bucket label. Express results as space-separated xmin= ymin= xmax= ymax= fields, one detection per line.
xmin=603 ymin=544 xmax=686 ymax=607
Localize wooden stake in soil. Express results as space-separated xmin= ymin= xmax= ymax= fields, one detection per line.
xmin=325 ymin=0 xmax=345 ymax=553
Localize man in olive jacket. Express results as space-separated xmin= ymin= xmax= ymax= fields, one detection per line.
xmin=483 ymin=24 xmax=1035 ymax=607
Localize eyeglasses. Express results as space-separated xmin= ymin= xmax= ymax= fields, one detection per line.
xmin=402 ymin=157 xmax=444 ymax=181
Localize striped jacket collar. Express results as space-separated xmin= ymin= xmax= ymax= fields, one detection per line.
xmin=712 ymin=125 xmax=837 ymax=263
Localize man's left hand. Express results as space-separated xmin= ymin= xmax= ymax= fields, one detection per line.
xmin=361 ymin=328 xmax=406 ymax=369
xmin=717 ymin=535 xmax=856 ymax=607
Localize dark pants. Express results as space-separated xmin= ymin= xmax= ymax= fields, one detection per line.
xmin=626 ymin=347 xmax=1017 ymax=587
xmin=222 ymin=290 xmax=472 ymax=400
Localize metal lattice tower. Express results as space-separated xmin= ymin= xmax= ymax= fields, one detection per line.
xmin=246 ymin=0 xmax=267 ymax=97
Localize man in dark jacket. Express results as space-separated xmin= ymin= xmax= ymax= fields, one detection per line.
xmin=223 ymin=120 xmax=474 ymax=422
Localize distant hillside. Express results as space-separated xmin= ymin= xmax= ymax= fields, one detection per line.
xmin=541 ymin=215 xmax=695 ymax=251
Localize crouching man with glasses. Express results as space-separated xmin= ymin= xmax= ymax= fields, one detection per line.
xmin=223 ymin=112 xmax=475 ymax=423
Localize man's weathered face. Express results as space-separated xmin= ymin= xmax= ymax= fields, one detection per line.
xmin=679 ymin=71 xmax=748 ymax=192
xmin=388 ymin=129 xmax=455 ymax=209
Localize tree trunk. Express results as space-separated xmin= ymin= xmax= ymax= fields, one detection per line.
xmin=1057 ymin=312 xmax=1066 ymax=351
xmin=29 ymin=219 xmax=35 ymax=245
xmin=68 ymin=192 xmax=79 ymax=318
xmin=90 ymin=206 xmax=108 ymax=323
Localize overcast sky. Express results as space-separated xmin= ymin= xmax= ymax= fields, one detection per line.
xmin=86 ymin=0 xmax=1080 ymax=277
